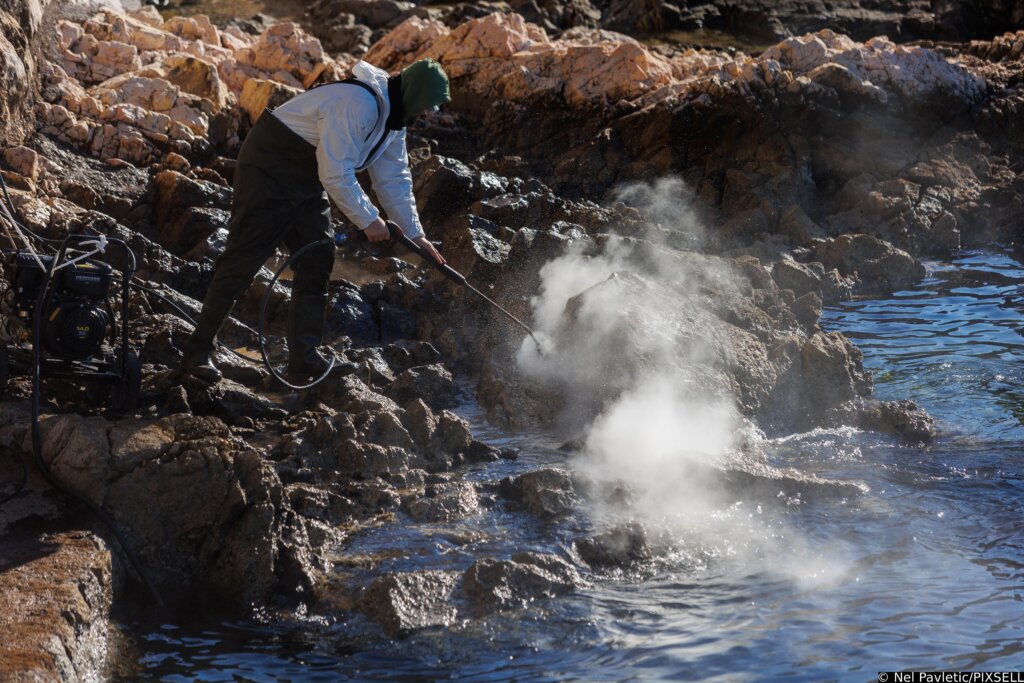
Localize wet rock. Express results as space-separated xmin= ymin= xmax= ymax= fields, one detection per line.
xmin=401 ymin=397 xmax=437 ymax=447
xmin=152 ymin=169 xmax=232 ymax=253
xmin=383 ymin=340 xmax=443 ymax=373
xmin=287 ymin=483 xmax=356 ymax=527
xmin=403 ymin=480 xmax=480 ymax=522
xmin=326 ymin=284 xmax=377 ymax=347
xmin=386 ymin=364 xmax=457 ymax=410
xmin=815 ymin=234 xmax=926 ymax=292
xmin=357 ymin=570 xmax=459 ymax=636
xmin=0 ymin=406 xmax=330 ymax=605
xmin=347 ymin=347 xmax=396 ymax=388
xmin=312 ymin=374 xmax=402 ymax=416
xmin=184 ymin=376 xmax=287 ymax=426
xmin=577 ymin=522 xmax=652 ymax=568
xmin=827 ymin=398 xmax=938 ymax=443
xmin=428 ymin=410 xmax=473 ymax=467
xmin=378 ymin=301 xmax=418 ymax=344
xmin=0 ymin=530 xmax=112 ymax=682
xmin=413 ymin=155 xmax=479 ymax=222
xmin=499 ymin=468 xmax=577 ymax=519
xmin=462 ymin=552 xmax=581 ymax=614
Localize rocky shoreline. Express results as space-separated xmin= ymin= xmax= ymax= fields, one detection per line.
xmin=0 ymin=0 xmax=1022 ymax=678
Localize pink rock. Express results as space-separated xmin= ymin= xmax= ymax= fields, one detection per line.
xmin=1 ymin=147 xmax=39 ymax=182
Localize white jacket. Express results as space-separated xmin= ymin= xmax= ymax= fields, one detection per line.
xmin=271 ymin=61 xmax=425 ymax=239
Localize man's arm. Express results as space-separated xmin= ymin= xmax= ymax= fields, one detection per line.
xmin=368 ymin=132 xmax=446 ymax=262
xmin=315 ymin=92 xmax=382 ymax=232
xmin=367 ymin=132 xmax=424 ymax=239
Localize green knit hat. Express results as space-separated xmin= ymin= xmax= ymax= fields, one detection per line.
xmin=400 ymin=59 xmax=450 ymax=117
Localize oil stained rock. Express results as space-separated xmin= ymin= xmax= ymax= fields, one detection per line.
xmin=499 ymin=468 xmax=577 ymax=519
xmin=577 ymin=522 xmax=653 ymax=569
xmin=403 ymin=480 xmax=480 ymax=523
xmin=357 ymin=570 xmax=460 ymax=636
xmin=462 ymin=552 xmax=582 ymax=615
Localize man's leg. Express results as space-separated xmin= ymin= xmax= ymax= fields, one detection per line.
xmin=183 ymin=165 xmax=296 ymax=379
xmin=282 ymin=192 xmax=334 ymax=377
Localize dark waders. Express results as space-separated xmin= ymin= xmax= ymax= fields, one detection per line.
xmin=184 ymin=111 xmax=334 ymax=373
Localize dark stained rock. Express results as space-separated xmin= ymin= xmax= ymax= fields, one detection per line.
xmin=499 ymin=468 xmax=577 ymax=519
xmin=577 ymin=522 xmax=652 ymax=568
xmin=357 ymin=570 xmax=460 ymax=636
xmin=386 ymin=364 xmax=457 ymax=410
xmin=815 ymin=234 xmax=926 ymax=292
xmin=326 ymin=284 xmax=378 ymax=347
xmin=413 ymin=155 xmax=479 ymax=222
xmin=152 ymin=170 xmax=232 ymax=254
xmin=403 ymin=480 xmax=480 ymax=522
xmin=462 ymin=552 xmax=582 ymax=615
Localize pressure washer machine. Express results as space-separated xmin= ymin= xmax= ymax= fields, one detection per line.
xmin=0 ymin=234 xmax=141 ymax=411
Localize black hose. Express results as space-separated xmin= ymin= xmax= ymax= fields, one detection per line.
xmin=31 ymin=237 xmax=165 ymax=608
xmin=129 ymin=280 xmax=289 ymax=367
xmin=258 ymin=238 xmax=336 ymax=390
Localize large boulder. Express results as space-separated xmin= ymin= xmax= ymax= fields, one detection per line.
xmin=0 ymin=405 xmax=331 ymax=606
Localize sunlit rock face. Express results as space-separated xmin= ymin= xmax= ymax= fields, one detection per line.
xmin=35 ymin=5 xmax=348 ymax=165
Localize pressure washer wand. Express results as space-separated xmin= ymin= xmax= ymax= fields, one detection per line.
xmin=337 ymin=223 xmax=545 ymax=352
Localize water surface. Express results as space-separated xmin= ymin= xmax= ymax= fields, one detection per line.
xmin=113 ymin=249 xmax=1024 ymax=680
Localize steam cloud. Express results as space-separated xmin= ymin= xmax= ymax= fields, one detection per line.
xmin=516 ymin=178 xmax=844 ymax=583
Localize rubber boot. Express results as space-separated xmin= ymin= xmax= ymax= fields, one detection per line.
xmin=286 ymin=293 xmax=331 ymax=381
xmin=182 ymin=347 xmax=223 ymax=383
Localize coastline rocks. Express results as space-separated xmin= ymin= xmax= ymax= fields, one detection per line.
xmin=815 ymin=234 xmax=926 ymax=292
xmin=366 ymin=13 xmax=674 ymax=107
xmin=357 ymin=570 xmax=460 ymax=635
xmin=576 ymin=522 xmax=652 ymax=568
xmin=0 ymin=405 xmax=335 ymax=605
xmin=462 ymin=552 xmax=581 ymax=614
xmin=499 ymin=467 xmax=577 ymax=519
xmin=0 ymin=530 xmax=112 ymax=682
xmin=39 ymin=7 xmax=345 ymax=165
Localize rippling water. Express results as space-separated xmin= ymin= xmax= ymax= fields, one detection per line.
xmin=113 ymin=250 xmax=1024 ymax=680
